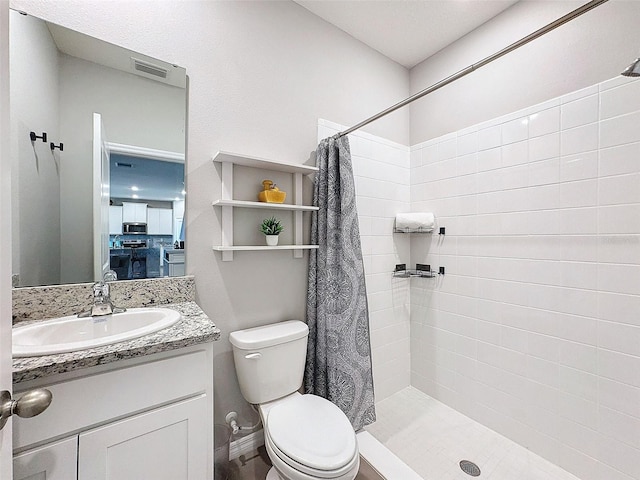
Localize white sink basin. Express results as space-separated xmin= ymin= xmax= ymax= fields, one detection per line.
xmin=13 ymin=307 xmax=182 ymax=357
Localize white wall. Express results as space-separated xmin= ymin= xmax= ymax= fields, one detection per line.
xmin=410 ymin=75 xmax=640 ymax=480
xmin=7 ymin=0 xmax=411 ymax=425
xmin=57 ymin=54 xmax=185 ymax=283
xmin=409 ymin=0 xmax=640 ymax=143
xmin=1 ymin=1 xmax=14 ymax=476
xmin=60 ymin=55 xmax=186 ymax=153
xmin=9 ymin=10 xmax=60 ymax=286
xmin=319 ymin=119 xmax=411 ymax=402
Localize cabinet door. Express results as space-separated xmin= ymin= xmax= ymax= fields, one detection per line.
xmin=135 ymin=203 xmax=148 ymax=223
xmin=78 ymin=395 xmax=208 ymax=480
xmin=108 ymin=206 xmax=123 ymax=235
xmin=148 ymin=208 xmax=172 ymax=235
xmin=14 ymin=436 xmax=78 ymax=480
xmin=122 ymin=202 xmax=147 ymax=223
xmin=122 ymin=202 xmax=135 ymax=223
xmin=146 ymin=208 xmax=160 ymax=234
xmin=158 ymin=208 xmax=173 ymax=234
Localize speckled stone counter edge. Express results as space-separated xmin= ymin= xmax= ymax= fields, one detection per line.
xmin=13 ymin=301 xmax=221 ymax=384
xmin=12 ymin=276 xmax=221 ymax=384
xmin=13 ymin=276 xmax=196 ymax=323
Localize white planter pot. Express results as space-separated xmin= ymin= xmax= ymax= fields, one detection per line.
xmin=265 ymin=235 xmax=279 ymax=246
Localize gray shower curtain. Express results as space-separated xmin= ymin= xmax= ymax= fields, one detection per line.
xmin=304 ymin=135 xmax=376 ymax=431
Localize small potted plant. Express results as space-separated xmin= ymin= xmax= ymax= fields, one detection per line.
xmin=260 ymin=216 xmax=284 ymax=246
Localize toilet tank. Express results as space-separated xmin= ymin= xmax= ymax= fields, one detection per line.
xmin=230 ymin=320 xmax=309 ymax=404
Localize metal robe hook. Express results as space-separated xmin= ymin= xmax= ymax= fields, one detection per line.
xmin=29 ymin=131 xmax=47 ymax=143
xmin=50 ymin=142 xmax=63 ymax=152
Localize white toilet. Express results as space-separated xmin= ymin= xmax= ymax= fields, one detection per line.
xmin=230 ymin=320 xmax=360 ymax=480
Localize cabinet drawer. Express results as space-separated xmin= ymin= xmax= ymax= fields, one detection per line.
xmin=14 ymin=349 xmax=209 ymax=450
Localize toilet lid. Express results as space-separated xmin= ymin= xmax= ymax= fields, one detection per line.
xmin=267 ymin=394 xmax=357 ymax=471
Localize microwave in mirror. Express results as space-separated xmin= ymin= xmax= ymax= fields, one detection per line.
xmin=123 ymin=222 xmax=148 ymax=235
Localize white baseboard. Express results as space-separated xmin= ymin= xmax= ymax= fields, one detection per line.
xmin=229 ymin=429 xmax=265 ymax=460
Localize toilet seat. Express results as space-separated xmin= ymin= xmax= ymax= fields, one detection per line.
xmin=263 ymin=394 xmax=359 ymax=479
xmin=265 ymin=427 xmax=360 ymax=479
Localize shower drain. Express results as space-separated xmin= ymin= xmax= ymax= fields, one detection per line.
xmin=459 ymin=460 xmax=481 ymax=477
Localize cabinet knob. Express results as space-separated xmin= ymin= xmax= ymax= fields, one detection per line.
xmin=0 ymin=388 xmax=53 ymax=430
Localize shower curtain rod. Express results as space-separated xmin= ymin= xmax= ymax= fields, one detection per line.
xmin=338 ymin=0 xmax=609 ymax=138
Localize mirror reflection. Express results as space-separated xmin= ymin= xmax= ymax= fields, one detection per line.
xmin=10 ymin=11 xmax=187 ymax=288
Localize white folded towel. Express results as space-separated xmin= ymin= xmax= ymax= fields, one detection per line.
xmin=395 ymin=212 xmax=435 ymax=233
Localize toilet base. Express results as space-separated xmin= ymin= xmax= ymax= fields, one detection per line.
xmin=266 ymin=467 xmax=283 ymax=480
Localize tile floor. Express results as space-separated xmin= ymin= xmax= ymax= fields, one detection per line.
xmin=228 ymin=446 xmax=272 ymax=479
xmin=365 ymin=387 xmax=582 ymax=480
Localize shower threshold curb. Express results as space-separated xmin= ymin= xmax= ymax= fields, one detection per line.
xmin=356 ymin=431 xmax=422 ymax=480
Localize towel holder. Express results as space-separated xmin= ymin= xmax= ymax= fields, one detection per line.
xmin=393 ymin=226 xmax=434 ymax=234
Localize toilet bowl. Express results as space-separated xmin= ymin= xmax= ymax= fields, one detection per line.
xmin=260 ymin=393 xmax=359 ymax=480
xmin=230 ymin=321 xmax=360 ymax=480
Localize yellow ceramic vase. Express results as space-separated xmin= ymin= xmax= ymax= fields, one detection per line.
xmin=258 ymin=180 xmax=286 ymax=203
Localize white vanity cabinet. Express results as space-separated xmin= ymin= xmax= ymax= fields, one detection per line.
xmin=13 ymin=344 xmax=214 ymax=480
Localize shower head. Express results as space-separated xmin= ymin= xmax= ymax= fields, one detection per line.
xmin=621 ymin=57 xmax=640 ymax=77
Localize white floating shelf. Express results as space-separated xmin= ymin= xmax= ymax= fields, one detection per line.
xmin=213 ymin=151 xmax=317 ymax=261
xmin=212 ymin=245 xmax=319 ymax=252
xmin=212 ymin=199 xmax=318 ymax=211
xmin=213 ymin=151 xmax=318 ymax=175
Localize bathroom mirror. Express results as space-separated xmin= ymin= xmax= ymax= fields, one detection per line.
xmin=10 ymin=10 xmax=187 ymax=287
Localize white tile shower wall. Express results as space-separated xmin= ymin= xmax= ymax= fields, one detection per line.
xmin=409 ymin=76 xmax=640 ymax=480
xmin=318 ymin=119 xmax=411 ymax=402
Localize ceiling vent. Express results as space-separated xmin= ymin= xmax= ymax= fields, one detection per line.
xmin=132 ymin=58 xmax=168 ymax=79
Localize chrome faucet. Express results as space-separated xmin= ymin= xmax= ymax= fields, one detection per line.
xmin=78 ymin=271 xmax=127 ymax=317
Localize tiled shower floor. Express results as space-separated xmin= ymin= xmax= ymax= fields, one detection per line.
xmin=365 ymin=387 xmax=582 ymax=480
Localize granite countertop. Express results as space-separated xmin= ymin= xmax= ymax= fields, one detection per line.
xmin=13 ymin=301 xmax=221 ymax=384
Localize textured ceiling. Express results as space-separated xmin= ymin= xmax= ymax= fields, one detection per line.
xmin=294 ymin=0 xmax=520 ymax=68
xmin=111 ymin=154 xmax=185 ymax=202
